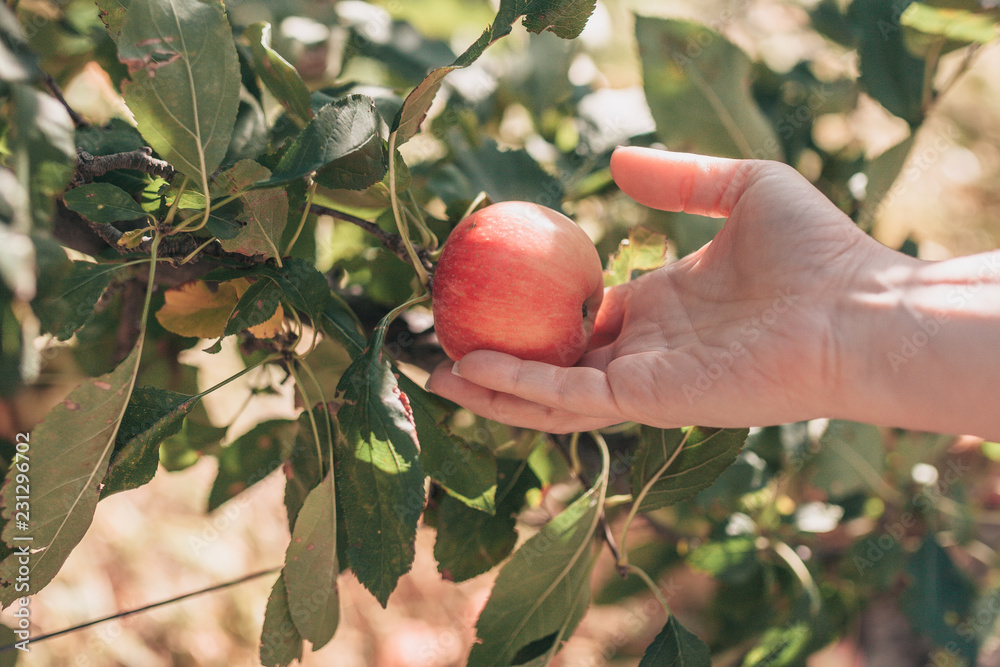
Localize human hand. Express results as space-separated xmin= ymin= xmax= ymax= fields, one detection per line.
xmin=425 ymin=146 xmax=900 ymax=433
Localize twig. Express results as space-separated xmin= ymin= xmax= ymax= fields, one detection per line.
xmin=0 ymin=566 xmax=281 ymax=651
xmin=75 ymin=147 xmax=176 ymax=185
xmin=600 ymin=513 xmax=628 ymax=578
xmin=43 ymin=71 xmax=88 ymax=129
xmin=935 ymin=43 xmax=981 ymax=107
xmin=309 ymin=203 xmax=434 ymax=275
xmin=75 ymin=214 xmax=259 ymax=264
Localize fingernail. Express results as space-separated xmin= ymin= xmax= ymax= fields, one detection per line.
xmin=451 ymin=361 xmax=462 ymax=377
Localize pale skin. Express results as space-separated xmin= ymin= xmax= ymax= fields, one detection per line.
xmin=425 ymin=146 xmax=1000 ymax=441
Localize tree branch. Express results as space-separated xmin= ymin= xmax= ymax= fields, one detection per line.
xmin=309 ymin=203 xmax=435 ymax=275
xmin=75 ymin=214 xmax=259 ymax=264
xmin=75 ymin=147 xmax=176 ymax=185
xmin=43 ymin=71 xmax=88 ymax=129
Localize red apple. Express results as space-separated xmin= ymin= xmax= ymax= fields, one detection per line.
xmin=432 ymin=201 xmax=604 ymax=367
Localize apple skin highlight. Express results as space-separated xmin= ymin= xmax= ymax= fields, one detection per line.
xmin=432 ymin=201 xmax=605 ymax=367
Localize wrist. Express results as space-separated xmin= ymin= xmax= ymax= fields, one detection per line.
xmin=823 ymin=238 xmax=924 ymax=427
xmin=829 ymin=246 xmax=1000 ymax=439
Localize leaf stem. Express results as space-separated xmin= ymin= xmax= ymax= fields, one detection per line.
xmin=193 ymin=353 xmax=283 ymax=401
xmin=771 ymin=540 xmax=821 ymax=616
xmin=180 ymin=236 xmax=218 ymax=264
xmin=568 ymin=431 xmax=582 ymax=477
xmin=626 ymin=563 xmax=671 ymax=618
xmin=284 ymin=180 xmax=317 ymax=256
xmin=617 ymin=428 xmax=691 ymax=569
xmin=164 ymin=176 xmax=190 ymax=228
xmin=288 ymin=364 xmax=326 ymax=479
xmin=406 ymin=190 xmax=438 ymax=250
xmin=369 ymin=291 xmax=430 ymax=353
xmin=387 ymin=131 xmax=430 ymax=287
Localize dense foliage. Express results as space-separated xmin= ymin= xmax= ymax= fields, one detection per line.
xmin=1 ymin=0 xmax=999 ymax=664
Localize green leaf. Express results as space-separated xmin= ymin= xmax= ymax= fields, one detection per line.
xmin=630 ymin=427 xmax=749 ymax=512
xmin=639 ymin=616 xmax=712 ymax=667
xmin=95 ymin=0 xmax=130 ymax=39
xmin=636 ymin=16 xmax=781 ymax=160
xmin=101 ymin=387 xmax=200 ymax=499
xmin=319 ymin=294 xmax=367 ymax=356
xmin=208 ymin=419 xmax=296 ymax=511
xmin=0 ymin=343 xmax=142 ymax=602
xmin=902 ymin=3 xmax=998 ymax=45
xmin=443 ymin=136 xmax=565 ymax=208
xmin=335 ymin=342 xmax=424 ymax=605
xmin=259 ymin=573 xmax=304 ymax=667
xmin=8 ymin=85 xmax=76 ymax=230
xmin=284 ymin=408 xmax=334 ymax=532
xmin=63 ymin=183 xmax=149 ymax=224
xmin=390 ymin=0 xmax=597 ymax=145
xmin=245 ymin=22 xmax=312 ymax=127
xmin=468 ymin=460 xmax=606 ymax=666
xmin=900 ymin=537 xmax=978 ymax=660
xmin=434 ymin=459 xmax=539 ymax=583
xmin=223 ymin=277 xmax=281 ymax=337
xmin=75 ymin=118 xmax=146 ymax=157
xmin=113 ymin=0 xmax=240 ymax=183
xmin=521 ymin=0 xmax=596 ymax=38
xmin=203 ymin=199 xmax=246 ymax=240
xmin=391 ymin=67 xmax=458 ymax=145
xmin=857 ymin=136 xmax=917 ymax=230
xmin=0 ymin=622 xmax=18 ymax=666
xmin=32 ymin=260 xmax=120 ymax=341
xmin=398 ymin=374 xmax=496 ymax=512
xmin=811 ymin=420 xmax=885 ymax=500
xmin=688 ymin=536 xmax=759 ymax=582
xmin=849 ymin=0 xmax=927 ymax=126
xmin=284 ymin=473 xmax=340 ymax=649
xmin=0 ymin=4 xmax=41 ymax=83
xmin=224 ymin=93 xmax=269 ymax=165
xmin=215 ymin=160 xmax=288 ymax=261
xmin=457 ymin=0 xmax=596 ymax=67
xmin=605 ymin=227 xmax=669 ymax=287
xmin=265 ymin=95 xmax=387 ymax=191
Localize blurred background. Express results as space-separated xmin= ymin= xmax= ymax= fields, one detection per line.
xmin=2 ymin=0 xmax=1000 ymax=664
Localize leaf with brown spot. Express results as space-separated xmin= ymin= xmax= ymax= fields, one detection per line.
xmin=156 ymin=280 xmax=240 ymax=338
xmin=226 ymin=277 xmax=284 ymax=339
xmin=0 ymin=343 xmax=143 ymax=603
xmin=156 ymin=278 xmax=283 ymax=340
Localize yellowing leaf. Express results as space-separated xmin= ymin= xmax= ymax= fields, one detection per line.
xmin=156 ymin=280 xmax=239 ymax=338
xmin=155 ymin=278 xmax=284 ymax=339
xmin=233 ymin=279 xmax=285 ymax=339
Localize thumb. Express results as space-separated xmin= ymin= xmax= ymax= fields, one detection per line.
xmin=610 ymin=146 xmax=757 ymax=219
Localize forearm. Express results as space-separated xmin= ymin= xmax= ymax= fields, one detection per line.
xmin=834 ymin=247 xmax=1000 ymax=440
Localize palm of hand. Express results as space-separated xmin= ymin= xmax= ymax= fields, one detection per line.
xmin=426 ymin=150 xmax=884 ymax=432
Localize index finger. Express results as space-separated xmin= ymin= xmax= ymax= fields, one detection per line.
xmin=610 ymin=147 xmax=759 ymax=218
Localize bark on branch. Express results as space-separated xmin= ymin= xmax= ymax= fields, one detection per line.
xmin=75 ymin=147 xmax=176 ymax=185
